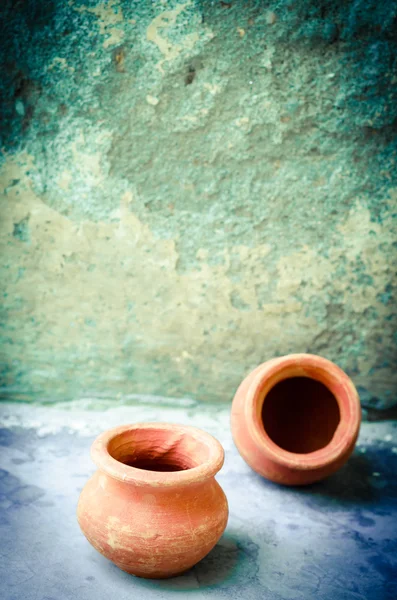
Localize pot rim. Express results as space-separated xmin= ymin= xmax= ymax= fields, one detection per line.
xmin=91 ymin=422 xmax=224 ymax=487
xmin=246 ymin=353 xmax=361 ymax=471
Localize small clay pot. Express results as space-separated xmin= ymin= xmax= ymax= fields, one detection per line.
xmin=231 ymin=354 xmax=361 ymax=486
xmin=77 ymin=423 xmax=228 ymax=578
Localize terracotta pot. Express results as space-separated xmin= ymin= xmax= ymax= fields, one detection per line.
xmin=231 ymin=354 xmax=361 ymax=486
xmin=77 ymin=423 xmax=228 ymax=578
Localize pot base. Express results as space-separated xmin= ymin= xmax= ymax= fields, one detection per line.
xmin=118 ymin=565 xmax=191 ymax=579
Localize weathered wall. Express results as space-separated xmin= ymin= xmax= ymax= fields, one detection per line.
xmin=0 ymin=0 xmax=396 ymax=407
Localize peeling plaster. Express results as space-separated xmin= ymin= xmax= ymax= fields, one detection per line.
xmin=73 ymin=0 xmax=125 ymax=48
xmin=147 ymin=2 xmax=197 ymax=72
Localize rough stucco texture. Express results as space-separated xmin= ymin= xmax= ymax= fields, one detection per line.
xmin=0 ymin=0 xmax=396 ymax=408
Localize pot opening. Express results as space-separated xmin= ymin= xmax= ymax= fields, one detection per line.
xmin=107 ymin=428 xmax=211 ymax=473
xmin=261 ymin=377 xmax=340 ymax=454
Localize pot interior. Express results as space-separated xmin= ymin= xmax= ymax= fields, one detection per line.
xmin=107 ymin=428 xmax=211 ymax=472
xmin=261 ymin=377 xmax=340 ymax=454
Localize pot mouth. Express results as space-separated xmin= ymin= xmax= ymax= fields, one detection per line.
xmin=247 ymin=354 xmax=361 ymax=470
xmin=91 ymin=422 xmax=224 ymax=487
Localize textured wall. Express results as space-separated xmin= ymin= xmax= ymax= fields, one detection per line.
xmin=0 ymin=0 xmax=396 ymax=407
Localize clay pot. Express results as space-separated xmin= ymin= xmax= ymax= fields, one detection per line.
xmin=231 ymin=354 xmax=361 ymax=486
xmin=77 ymin=423 xmax=228 ymax=578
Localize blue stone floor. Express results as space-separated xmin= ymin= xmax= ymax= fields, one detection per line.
xmin=0 ymin=401 xmax=396 ymax=600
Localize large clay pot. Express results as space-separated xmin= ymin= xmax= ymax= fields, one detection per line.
xmin=77 ymin=423 xmax=228 ymax=578
xmin=231 ymin=354 xmax=361 ymax=486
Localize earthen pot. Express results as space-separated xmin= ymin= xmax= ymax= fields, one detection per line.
xmin=231 ymin=354 xmax=361 ymax=486
xmin=77 ymin=423 xmax=228 ymax=578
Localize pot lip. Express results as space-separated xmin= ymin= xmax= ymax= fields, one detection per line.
xmin=245 ymin=353 xmax=361 ymax=471
xmin=91 ymin=422 xmax=224 ymax=487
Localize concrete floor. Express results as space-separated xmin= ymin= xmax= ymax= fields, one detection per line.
xmin=0 ymin=400 xmax=396 ymax=600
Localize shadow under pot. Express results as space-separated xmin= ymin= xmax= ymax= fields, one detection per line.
xmin=77 ymin=423 xmax=228 ymax=578
xmin=231 ymin=354 xmax=361 ymax=486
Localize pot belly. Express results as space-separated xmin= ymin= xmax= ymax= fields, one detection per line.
xmin=77 ymin=472 xmax=228 ymax=578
